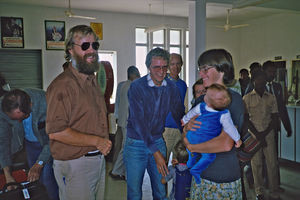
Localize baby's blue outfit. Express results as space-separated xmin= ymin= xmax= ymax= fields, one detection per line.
xmin=186 ymin=102 xmax=228 ymax=184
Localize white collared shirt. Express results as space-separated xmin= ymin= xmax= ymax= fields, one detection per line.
xmin=147 ymin=74 xmax=167 ymax=87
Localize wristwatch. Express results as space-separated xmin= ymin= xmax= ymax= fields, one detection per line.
xmin=37 ymin=160 xmax=44 ymax=166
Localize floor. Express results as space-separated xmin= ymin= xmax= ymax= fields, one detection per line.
xmin=104 ymin=159 xmax=300 ymax=200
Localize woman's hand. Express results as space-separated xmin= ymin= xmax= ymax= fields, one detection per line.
xmin=183 ymin=115 xmax=201 ymax=134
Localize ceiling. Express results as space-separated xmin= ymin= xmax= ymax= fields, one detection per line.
xmin=2 ymin=0 xmax=300 ymax=22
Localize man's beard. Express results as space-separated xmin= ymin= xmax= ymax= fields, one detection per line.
xmin=72 ymin=53 xmax=100 ymax=75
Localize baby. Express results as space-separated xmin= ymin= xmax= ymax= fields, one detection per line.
xmin=182 ymin=83 xmax=242 ymax=184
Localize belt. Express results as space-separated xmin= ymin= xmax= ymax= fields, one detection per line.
xmin=85 ymin=151 xmax=101 ymax=157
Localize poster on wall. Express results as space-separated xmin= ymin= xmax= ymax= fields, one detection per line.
xmin=44 ymin=20 xmax=65 ymax=50
xmin=90 ymin=22 xmax=103 ymax=40
xmin=0 ymin=17 xmax=24 ymax=48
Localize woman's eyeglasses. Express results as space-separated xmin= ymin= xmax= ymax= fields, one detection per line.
xmin=198 ymin=65 xmax=215 ymax=73
xmin=73 ymin=42 xmax=100 ymax=51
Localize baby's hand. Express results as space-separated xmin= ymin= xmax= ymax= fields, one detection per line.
xmin=181 ymin=119 xmax=185 ymax=126
xmin=171 ymin=159 xmax=178 ymax=166
xmin=235 ymin=139 xmax=242 ymax=148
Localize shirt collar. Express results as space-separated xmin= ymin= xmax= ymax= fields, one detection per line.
xmin=147 ymin=74 xmax=167 ymax=87
xmin=166 ymin=73 xmax=178 ymax=82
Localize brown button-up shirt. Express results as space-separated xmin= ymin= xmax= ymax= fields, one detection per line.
xmin=46 ymin=65 xmax=108 ymax=160
xmin=243 ymin=90 xmax=278 ymax=132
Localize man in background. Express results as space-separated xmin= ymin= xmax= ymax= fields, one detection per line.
xmin=109 ymin=66 xmax=140 ymax=180
xmin=0 ymin=89 xmax=58 ymax=200
xmin=46 ymin=25 xmax=112 ymax=200
xmin=163 ymin=53 xmax=187 ymax=163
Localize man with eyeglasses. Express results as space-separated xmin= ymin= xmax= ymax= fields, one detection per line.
xmin=46 ymin=25 xmax=112 ymax=200
xmin=163 ymin=53 xmax=187 ymax=163
xmin=0 ymin=89 xmax=59 ymax=200
xmin=124 ymin=48 xmax=185 ymax=200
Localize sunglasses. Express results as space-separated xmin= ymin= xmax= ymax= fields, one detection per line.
xmin=73 ymin=42 xmax=100 ymax=51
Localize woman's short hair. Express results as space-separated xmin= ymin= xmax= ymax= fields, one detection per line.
xmin=145 ymin=47 xmax=169 ymax=69
xmin=198 ymin=49 xmax=234 ymax=85
xmin=65 ymin=25 xmax=98 ymax=62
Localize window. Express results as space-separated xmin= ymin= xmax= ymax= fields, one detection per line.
xmin=135 ymin=27 xmax=189 ymax=82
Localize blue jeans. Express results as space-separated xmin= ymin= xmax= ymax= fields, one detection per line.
xmin=25 ymin=140 xmax=59 ymax=200
xmin=124 ymin=137 xmax=167 ymax=200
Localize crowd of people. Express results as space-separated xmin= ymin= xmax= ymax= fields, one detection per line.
xmin=0 ymin=24 xmax=292 ymax=200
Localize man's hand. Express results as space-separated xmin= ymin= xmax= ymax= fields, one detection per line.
xmin=27 ymin=163 xmax=43 ymax=182
xmin=153 ymin=151 xmax=168 ymax=177
xmin=235 ymin=139 xmax=242 ymax=148
xmin=96 ymin=137 xmax=112 ymax=156
xmin=183 ymin=115 xmax=201 ymax=134
xmin=5 ymin=173 xmax=17 ymax=191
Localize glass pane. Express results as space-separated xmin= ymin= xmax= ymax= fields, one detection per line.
xmin=186 ymin=30 xmax=189 ymax=45
xmin=170 ymin=30 xmax=180 ymax=45
xmin=136 ymin=46 xmax=148 ymax=76
xmin=186 ymin=47 xmax=189 ymax=85
xmin=136 ymin=28 xmax=147 ymax=44
xmin=170 ymin=47 xmax=180 ymax=54
xmin=153 ymin=45 xmax=164 ymax=50
xmin=153 ymin=30 xmax=164 ymax=44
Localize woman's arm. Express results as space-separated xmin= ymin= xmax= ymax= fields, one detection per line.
xmin=183 ymin=115 xmax=234 ymax=153
xmin=184 ymin=130 xmax=234 ymax=153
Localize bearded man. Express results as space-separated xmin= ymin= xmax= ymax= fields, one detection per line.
xmin=46 ymin=25 xmax=112 ymax=200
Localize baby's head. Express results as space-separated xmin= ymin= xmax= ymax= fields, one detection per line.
xmin=204 ymin=83 xmax=232 ymax=111
xmin=174 ymin=140 xmax=189 ymax=164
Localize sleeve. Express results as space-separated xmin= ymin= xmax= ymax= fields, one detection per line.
xmin=170 ymin=87 xmax=185 ymax=132
xmin=0 ymin=117 xmax=13 ymax=168
xmin=128 ymin=84 xmax=158 ymax=153
xmin=46 ymin=82 xmax=74 ymax=134
xmin=275 ymin=84 xmax=292 ymax=132
xmin=37 ymin=96 xmax=51 ymax=163
xmin=271 ymin=95 xmax=278 ymax=114
xmin=181 ymin=104 xmax=201 ymax=125
xmin=220 ymin=112 xmax=240 ymax=142
xmin=114 ymin=82 xmax=123 ymax=119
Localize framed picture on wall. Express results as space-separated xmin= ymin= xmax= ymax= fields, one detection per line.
xmin=1 ymin=17 xmax=24 ymax=48
xmin=44 ymin=20 xmax=65 ymax=50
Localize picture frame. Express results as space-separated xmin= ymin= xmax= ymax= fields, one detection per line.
xmin=1 ymin=17 xmax=24 ymax=48
xmin=44 ymin=20 xmax=65 ymax=50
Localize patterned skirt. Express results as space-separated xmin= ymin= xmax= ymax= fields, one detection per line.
xmin=189 ymin=177 xmax=242 ymax=200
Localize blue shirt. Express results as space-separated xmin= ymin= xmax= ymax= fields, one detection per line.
xmin=165 ymin=74 xmax=187 ymax=129
xmin=127 ymin=75 xmax=185 ymax=153
xmin=22 ymin=113 xmax=38 ymax=142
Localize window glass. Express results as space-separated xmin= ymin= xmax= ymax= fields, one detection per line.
xmin=136 ymin=28 xmax=147 ymax=44
xmin=186 ymin=30 xmax=189 ymax=45
xmin=153 ymin=30 xmax=164 ymax=44
xmin=136 ymin=46 xmax=148 ymax=76
xmin=170 ymin=47 xmax=180 ymax=54
xmin=170 ymin=30 xmax=180 ymax=45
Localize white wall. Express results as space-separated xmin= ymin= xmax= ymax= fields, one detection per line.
xmin=239 ymin=13 xmax=300 ymax=87
xmin=1 ymin=3 xmax=299 ymax=90
xmin=0 ymin=3 xmax=188 ymax=89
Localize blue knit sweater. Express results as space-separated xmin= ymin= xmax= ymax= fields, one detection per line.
xmin=127 ymin=75 xmax=185 ymax=153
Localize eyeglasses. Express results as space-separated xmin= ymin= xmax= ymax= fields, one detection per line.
xmin=73 ymin=42 xmax=100 ymax=51
xmin=151 ymin=65 xmax=168 ymax=71
xmin=198 ymin=65 xmax=215 ymax=73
